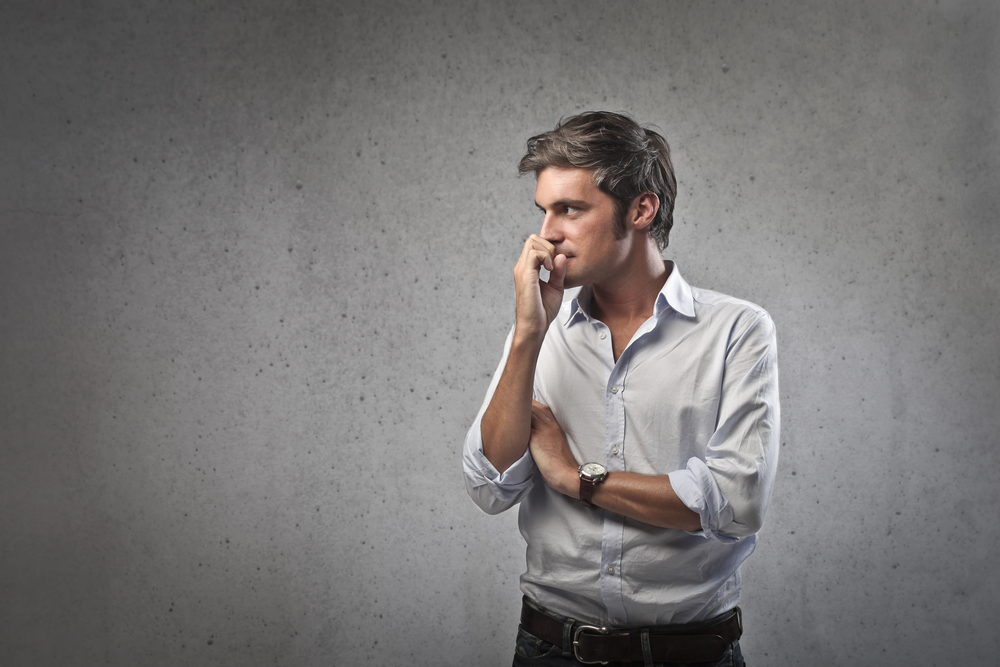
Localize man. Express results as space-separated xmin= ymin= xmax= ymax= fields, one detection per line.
xmin=462 ymin=111 xmax=779 ymax=667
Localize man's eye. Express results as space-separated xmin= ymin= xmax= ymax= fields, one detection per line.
xmin=565 ymin=206 xmax=578 ymax=215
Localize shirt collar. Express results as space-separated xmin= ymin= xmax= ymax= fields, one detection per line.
xmin=564 ymin=261 xmax=695 ymax=327
xmin=564 ymin=286 xmax=591 ymax=326
xmin=657 ymin=262 xmax=696 ymax=318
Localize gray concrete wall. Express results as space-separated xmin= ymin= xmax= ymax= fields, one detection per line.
xmin=2 ymin=1 xmax=997 ymax=665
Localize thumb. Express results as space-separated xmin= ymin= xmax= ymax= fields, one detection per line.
xmin=548 ymin=254 xmax=567 ymax=291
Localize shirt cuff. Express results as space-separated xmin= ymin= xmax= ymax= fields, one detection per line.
xmin=668 ymin=458 xmax=738 ymax=543
xmin=462 ymin=419 xmax=535 ymax=502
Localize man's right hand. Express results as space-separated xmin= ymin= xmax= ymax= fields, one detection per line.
xmin=481 ymin=235 xmax=567 ymax=473
xmin=513 ymin=234 xmax=567 ymax=342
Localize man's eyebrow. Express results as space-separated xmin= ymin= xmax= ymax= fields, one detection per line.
xmin=535 ymin=199 xmax=588 ymax=211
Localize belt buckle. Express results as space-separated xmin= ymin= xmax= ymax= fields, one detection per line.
xmin=572 ymin=624 xmax=610 ymax=665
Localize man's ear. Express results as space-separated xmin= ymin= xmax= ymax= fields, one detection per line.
xmin=630 ymin=192 xmax=660 ymax=231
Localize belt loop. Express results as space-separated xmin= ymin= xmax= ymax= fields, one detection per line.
xmin=641 ymin=628 xmax=654 ymax=667
xmin=561 ymin=618 xmax=576 ymax=658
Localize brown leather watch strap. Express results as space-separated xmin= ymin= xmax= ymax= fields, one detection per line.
xmin=578 ymin=463 xmax=607 ymax=508
xmin=579 ymin=476 xmax=598 ymax=507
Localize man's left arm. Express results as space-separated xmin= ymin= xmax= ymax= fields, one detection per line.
xmin=528 ymin=401 xmax=702 ymax=530
xmin=529 ymin=311 xmax=779 ymax=538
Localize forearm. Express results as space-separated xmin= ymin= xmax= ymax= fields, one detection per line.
xmin=482 ymin=230 xmax=567 ymax=473
xmin=481 ymin=334 xmax=543 ymax=473
xmin=594 ymin=472 xmax=702 ymax=530
xmin=546 ymin=466 xmax=701 ymax=531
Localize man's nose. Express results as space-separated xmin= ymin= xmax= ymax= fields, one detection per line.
xmin=539 ymin=213 xmax=561 ymax=242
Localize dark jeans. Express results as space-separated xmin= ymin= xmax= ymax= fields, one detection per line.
xmin=512 ymin=610 xmax=746 ymax=667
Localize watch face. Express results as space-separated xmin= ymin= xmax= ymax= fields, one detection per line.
xmin=581 ymin=462 xmax=607 ymax=478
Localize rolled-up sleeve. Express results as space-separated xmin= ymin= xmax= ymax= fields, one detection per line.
xmin=462 ymin=327 xmax=536 ymax=515
xmin=669 ymin=311 xmax=780 ymax=541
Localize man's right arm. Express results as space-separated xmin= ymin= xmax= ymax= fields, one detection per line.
xmin=480 ymin=334 xmax=543 ymax=473
xmin=480 ymin=234 xmax=566 ymax=473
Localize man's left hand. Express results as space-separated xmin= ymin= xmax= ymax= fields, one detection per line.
xmin=529 ymin=401 xmax=580 ymax=498
xmin=528 ymin=403 xmax=702 ymax=530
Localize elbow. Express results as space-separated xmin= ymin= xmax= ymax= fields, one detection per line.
xmin=712 ymin=457 xmax=776 ymax=539
xmin=464 ymin=476 xmax=519 ymax=515
xmin=478 ymin=499 xmax=511 ymax=516
xmin=720 ymin=502 xmax=768 ymax=539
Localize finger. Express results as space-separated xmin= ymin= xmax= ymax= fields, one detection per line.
xmin=517 ymin=246 xmax=554 ymax=274
xmin=527 ymin=234 xmax=555 ymax=254
xmin=534 ymin=249 xmax=553 ymax=273
xmin=530 ymin=401 xmax=555 ymax=424
xmin=520 ymin=235 xmax=555 ymax=260
xmin=524 ymin=234 xmax=556 ymax=257
xmin=529 ymin=404 xmax=543 ymax=426
xmin=548 ymin=253 xmax=567 ymax=289
xmin=522 ymin=235 xmax=555 ymax=270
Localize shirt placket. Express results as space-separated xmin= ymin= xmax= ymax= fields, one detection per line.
xmin=599 ymin=333 xmax=630 ymax=628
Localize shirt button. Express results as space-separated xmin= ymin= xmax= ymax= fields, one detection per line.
xmin=607 ymin=566 xmax=615 ymax=574
xmin=599 ymin=332 xmax=607 ymax=340
xmin=611 ymin=618 xmax=620 ymax=626
xmin=610 ymin=386 xmax=618 ymax=394
xmin=611 ymin=446 xmax=619 ymax=455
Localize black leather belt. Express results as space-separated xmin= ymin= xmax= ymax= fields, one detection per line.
xmin=519 ymin=597 xmax=742 ymax=665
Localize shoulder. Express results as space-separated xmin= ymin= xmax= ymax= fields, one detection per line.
xmin=689 ymin=286 xmax=775 ymax=340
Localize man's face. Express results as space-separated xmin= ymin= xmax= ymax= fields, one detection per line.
xmin=534 ymin=167 xmax=631 ymax=289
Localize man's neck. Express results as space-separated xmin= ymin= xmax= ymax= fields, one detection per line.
xmin=589 ymin=251 xmax=672 ymax=326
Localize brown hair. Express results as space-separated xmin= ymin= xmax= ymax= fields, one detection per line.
xmin=518 ymin=111 xmax=677 ymax=249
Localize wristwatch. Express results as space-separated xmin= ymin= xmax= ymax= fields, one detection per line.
xmin=578 ymin=462 xmax=608 ymax=508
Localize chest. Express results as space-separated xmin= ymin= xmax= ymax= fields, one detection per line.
xmin=534 ymin=323 xmax=727 ymax=473
xmin=605 ymin=319 xmax=645 ymax=362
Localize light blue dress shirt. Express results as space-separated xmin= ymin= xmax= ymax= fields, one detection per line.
xmin=463 ymin=264 xmax=780 ymax=627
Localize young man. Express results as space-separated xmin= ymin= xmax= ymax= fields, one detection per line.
xmin=462 ymin=112 xmax=779 ymax=666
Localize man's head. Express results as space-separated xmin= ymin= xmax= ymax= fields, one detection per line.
xmin=518 ymin=111 xmax=677 ymax=250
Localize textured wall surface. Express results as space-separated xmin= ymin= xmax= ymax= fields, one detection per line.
xmin=2 ymin=1 xmax=998 ymax=665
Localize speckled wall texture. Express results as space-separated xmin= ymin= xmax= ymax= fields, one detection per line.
xmin=1 ymin=1 xmax=997 ymax=665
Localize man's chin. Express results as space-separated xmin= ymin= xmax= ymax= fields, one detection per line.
xmin=558 ymin=258 xmax=582 ymax=288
